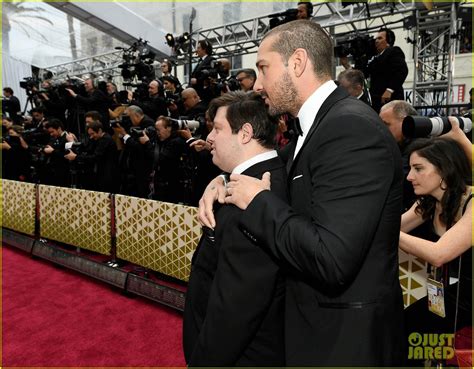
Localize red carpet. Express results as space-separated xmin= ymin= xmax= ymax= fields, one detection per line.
xmin=1 ymin=245 xmax=186 ymax=367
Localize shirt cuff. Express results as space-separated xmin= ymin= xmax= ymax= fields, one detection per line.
xmin=123 ymin=134 xmax=131 ymax=143
xmin=386 ymin=88 xmax=394 ymax=93
xmin=65 ymin=142 xmax=74 ymax=150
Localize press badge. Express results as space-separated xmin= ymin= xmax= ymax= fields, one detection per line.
xmin=427 ymin=278 xmax=446 ymax=318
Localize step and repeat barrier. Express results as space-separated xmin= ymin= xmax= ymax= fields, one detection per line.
xmin=39 ymin=186 xmax=112 ymax=256
xmin=1 ymin=179 xmax=428 ymax=302
xmin=115 ymin=196 xmax=201 ymax=282
xmin=1 ymin=180 xmax=36 ymax=236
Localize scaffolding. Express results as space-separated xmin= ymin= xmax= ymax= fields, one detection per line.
xmin=42 ymin=0 xmax=466 ymax=111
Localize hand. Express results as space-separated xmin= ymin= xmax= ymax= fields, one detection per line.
xmin=8 ymin=130 xmax=19 ymax=137
xmin=139 ymin=131 xmax=149 ymax=144
xmin=381 ymin=90 xmax=392 ymax=104
xmin=127 ymin=90 xmax=133 ymax=101
xmin=113 ymin=124 xmax=127 ymax=137
xmin=190 ymin=139 xmax=211 ymax=152
xmin=65 ymin=88 xmax=77 ymax=98
xmin=442 ymin=117 xmax=464 ymax=140
xmin=278 ymin=118 xmax=288 ymax=133
xmin=168 ymin=102 xmax=178 ymax=112
xmin=1 ymin=141 xmax=11 ymax=150
xmin=66 ymin=132 xmax=77 ymax=142
xmin=43 ymin=145 xmax=54 ymax=154
xmin=177 ymin=128 xmax=192 ymax=140
xmin=198 ymin=175 xmax=227 ymax=228
xmin=224 ymin=172 xmax=271 ymax=210
xmin=64 ymin=151 xmax=77 ymax=161
xmin=40 ymin=93 xmax=49 ymax=101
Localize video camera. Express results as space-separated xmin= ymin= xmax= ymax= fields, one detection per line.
xmin=19 ymin=77 xmax=40 ymax=96
xmin=402 ymin=115 xmax=472 ymax=138
xmin=269 ymin=8 xmax=298 ymax=29
xmin=117 ymin=38 xmax=156 ymax=83
xmin=334 ymin=34 xmax=377 ymax=70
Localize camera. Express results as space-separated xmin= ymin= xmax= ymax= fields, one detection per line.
xmin=129 ymin=126 xmax=155 ymax=139
xmin=164 ymin=91 xmax=181 ymax=106
xmin=334 ymin=34 xmax=376 ymax=70
xmin=402 ymin=116 xmax=472 ymax=138
xmin=68 ymin=142 xmax=85 ymax=154
xmin=269 ymin=8 xmax=298 ymax=29
xmin=19 ymin=77 xmax=40 ymax=95
xmin=170 ymin=118 xmax=201 ymax=133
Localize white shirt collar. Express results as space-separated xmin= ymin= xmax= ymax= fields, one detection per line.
xmin=232 ymin=150 xmax=278 ymax=175
xmin=294 ymin=80 xmax=337 ymax=157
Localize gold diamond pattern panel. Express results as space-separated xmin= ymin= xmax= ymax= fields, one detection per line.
xmin=399 ymin=250 xmax=428 ymax=308
xmin=39 ymin=185 xmax=111 ymax=255
xmin=1 ymin=180 xmax=36 ymax=236
xmin=115 ymin=196 xmax=201 ymax=282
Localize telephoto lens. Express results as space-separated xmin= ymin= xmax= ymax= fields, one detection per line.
xmin=402 ymin=116 xmax=472 ymax=138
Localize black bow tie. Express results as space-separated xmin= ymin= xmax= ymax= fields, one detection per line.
xmin=293 ymin=117 xmax=303 ymax=136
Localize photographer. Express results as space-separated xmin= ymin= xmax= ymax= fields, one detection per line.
xmin=296 ymin=1 xmax=313 ymax=20
xmin=42 ymin=119 xmax=71 ymax=187
xmin=65 ymin=77 xmax=110 ymax=129
xmin=141 ymin=115 xmax=188 ymax=203
xmin=36 ymin=80 xmax=67 ymax=123
xmin=2 ymin=124 xmax=31 ymax=181
xmin=113 ymin=105 xmax=154 ymax=198
xmin=127 ymin=79 xmax=168 ymax=121
xmin=64 ymin=121 xmax=118 ymax=193
xmin=343 ymin=28 xmax=408 ymax=113
xmin=236 ymin=68 xmax=257 ymax=92
xmin=2 ymin=87 xmax=21 ymax=123
xmin=163 ymin=75 xmax=184 ymax=118
xmin=190 ymin=40 xmax=216 ymax=103
xmin=337 ymin=69 xmax=371 ymax=106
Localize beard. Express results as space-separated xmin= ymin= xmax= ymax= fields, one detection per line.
xmin=265 ymin=70 xmax=300 ymax=117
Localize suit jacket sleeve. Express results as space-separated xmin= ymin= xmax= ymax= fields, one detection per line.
xmin=188 ymin=209 xmax=281 ymax=366
xmin=386 ymin=47 xmax=408 ymax=91
xmin=240 ymin=111 xmax=400 ymax=291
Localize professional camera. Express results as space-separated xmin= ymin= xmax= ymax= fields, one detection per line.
xmin=68 ymin=142 xmax=85 ymax=155
xmin=334 ymin=34 xmax=376 ymax=70
xmin=19 ymin=77 xmax=40 ymax=95
xmin=269 ymin=8 xmax=298 ymax=29
xmin=129 ymin=126 xmax=155 ymax=139
xmin=164 ymin=91 xmax=182 ymax=106
xmin=117 ymin=38 xmax=156 ymax=83
xmin=170 ymin=118 xmax=201 ymax=133
xmin=402 ymin=116 xmax=472 ymax=138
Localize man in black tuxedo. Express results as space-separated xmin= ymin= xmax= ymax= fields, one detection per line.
xmin=365 ymin=27 xmax=408 ymax=113
xmin=199 ymin=20 xmax=405 ymax=366
xmin=190 ymin=40 xmax=216 ymax=104
xmin=337 ymin=68 xmax=372 ymax=106
xmin=183 ymin=91 xmax=286 ymax=366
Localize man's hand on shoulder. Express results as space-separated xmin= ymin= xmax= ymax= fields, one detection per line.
xmin=224 ymin=172 xmax=271 ymax=210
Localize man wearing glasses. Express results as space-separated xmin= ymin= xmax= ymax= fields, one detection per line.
xmin=235 ymin=69 xmax=256 ymax=92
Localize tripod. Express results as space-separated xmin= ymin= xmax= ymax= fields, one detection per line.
xmin=22 ymin=94 xmax=36 ymax=116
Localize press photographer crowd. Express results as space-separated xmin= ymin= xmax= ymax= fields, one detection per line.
xmin=1 ymin=25 xmax=472 ymax=210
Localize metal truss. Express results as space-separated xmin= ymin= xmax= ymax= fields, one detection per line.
xmin=411 ymin=3 xmax=460 ymax=114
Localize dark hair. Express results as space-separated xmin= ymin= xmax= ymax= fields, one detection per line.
xmin=87 ymin=120 xmax=103 ymax=133
xmin=264 ymin=20 xmax=333 ymax=79
xmin=3 ymin=87 xmax=14 ymax=95
xmin=407 ymin=138 xmax=471 ymax=228
xmin=237 ymin=68 xmax=257 ymax=80
xmin=157 ymin=115 xmax=172 ymax=128
xmin=198 ymin=40 xmax=213 ymax=55
xmin=379 ymin=27 xmax=395 ymax=45
xmin=31 ymin=107 xmax=45 ymax=115
xmin=207 ymin=91 xmax=277 ymax=149
xmin=45 ymin=118 xmax=64 ymax=131
xmin=297 ymin=1 xmax=313 ymax=16
xmin=85 ymin=111 xmax=102 ymax=121
xmin=161 ymin=59 xmax=173 ymax=71
xmin=162 ymin=75 xmax=179 ymax=86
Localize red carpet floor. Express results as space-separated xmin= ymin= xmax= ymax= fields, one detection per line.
xmin=1 ymin=245 xmax=186 ymax=367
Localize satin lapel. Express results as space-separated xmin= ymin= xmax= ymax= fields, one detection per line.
xmin=287 ymin=87 xmax=349 ymax=176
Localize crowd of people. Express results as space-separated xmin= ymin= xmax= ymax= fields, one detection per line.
xmin=2 ymin=13 xmax=472 ymax=367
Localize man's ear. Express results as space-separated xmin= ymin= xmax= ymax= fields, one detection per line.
xmin=290 ymin=48 xmax=309 ymax=78
xmin=240 ymin=122 xmax=254 ymax=144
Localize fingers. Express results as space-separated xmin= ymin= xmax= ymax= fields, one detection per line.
xmin=261 ymin=171 xmax=271 ymax=189
xmin=198 ymin=197 xmax=215 ymax=229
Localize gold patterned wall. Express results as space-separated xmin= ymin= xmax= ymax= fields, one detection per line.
xmin=1 ymin=180 xmax=36 ymax=236
xmin=39 ymin=185 xmax=112 ymax=255
xmin=399 ymin=250 xmax=428 ymax=307
xmin=115 ymin=196 xmax=201 ymax=282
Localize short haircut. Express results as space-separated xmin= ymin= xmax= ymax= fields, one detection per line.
xmin=127 ymin=105 xmax=144 ymax=116
xmin=207 ymin=91 xmax=277 ymax=149
xmin=379 ymin=27 xmax=395 ymax=45
xmin=3 ymin=87 xmax=14 ymax=95
xmin=162 ymin=75 xmax=179 ymax=86
xmin=381 ymin=100 xmax=418 ymax=120
xmin=337 ymin=69 xmax=365 ymax=87
xmin=156 ymin=115 xmax=172 ymax=128
xmin=87 ymin=120 xmax=103 ymax=133
xmin=85 ymin=111 xmax=102 ymax=121
xmin=162 ymin=59 xmax=173 ymax=71
xmin=198 ymin=40 xmax=213 ymax=55
xmin=263 ymin=20 xmax=333 ymax=79
xmin=45 ymin=118 xmax=64 ymax=130
xmin=31 ymin=107 xmax=45 ymax=115
xmin=297 ymin=1 xmax=313 ymax=16
xmin=237 ymin=68 xmax=257 ymax=80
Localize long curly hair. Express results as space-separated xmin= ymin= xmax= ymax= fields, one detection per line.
xmin=407 ymin=138 xmax=471 ymax=228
